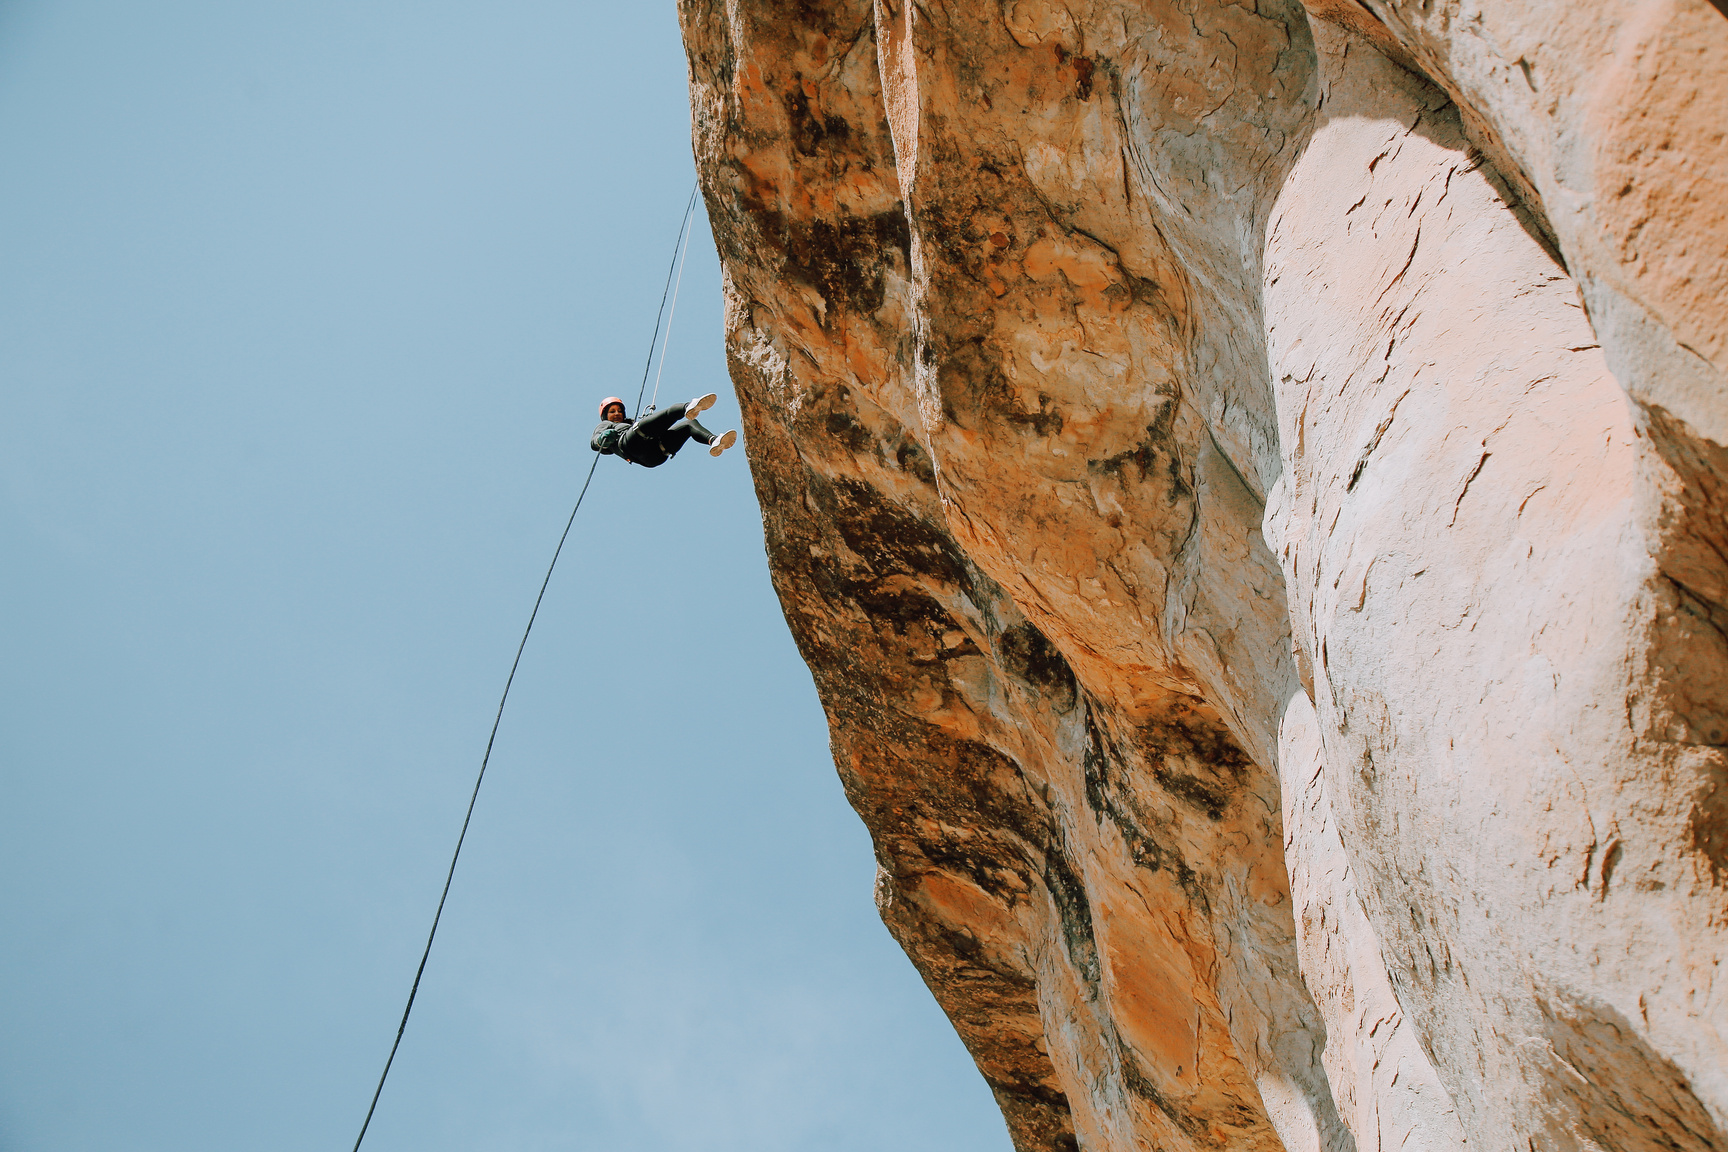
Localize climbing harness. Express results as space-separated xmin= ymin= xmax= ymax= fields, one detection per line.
xmin=348 ymin=181 xmax=702 ymax=1152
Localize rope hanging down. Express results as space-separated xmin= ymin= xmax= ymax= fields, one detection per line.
xmin=348 ymin=453 xmax=600 ymax=1152
xmin=349 ymin=181 xmax=702 ymax=1152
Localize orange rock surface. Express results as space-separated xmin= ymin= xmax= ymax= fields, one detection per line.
xmin=676 ymin=1 xmax=1728 ymax=1148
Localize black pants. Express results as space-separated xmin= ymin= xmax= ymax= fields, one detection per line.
xmin=619 ymin=403 xmax=715 ymax=468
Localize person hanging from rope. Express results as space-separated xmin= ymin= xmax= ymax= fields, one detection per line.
xmin=590 ymin=392 xmax=737 ymax=467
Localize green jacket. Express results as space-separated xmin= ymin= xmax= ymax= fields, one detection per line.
xmin=590 ymin=419 xmax=632 ymax=455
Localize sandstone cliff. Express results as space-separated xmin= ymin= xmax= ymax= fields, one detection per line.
xmin=675 ymin=1 xmax=1728 ymax=1148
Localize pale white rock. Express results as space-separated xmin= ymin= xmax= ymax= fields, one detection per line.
xmin=1265 ymin=24 xmax=1727 ymax=1146
xmin=1280 ymin=691 xmax=1468 ymax=1152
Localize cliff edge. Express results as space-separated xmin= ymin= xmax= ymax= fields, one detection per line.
xmin=675 ymin=1 xmax=1728 ymax=1148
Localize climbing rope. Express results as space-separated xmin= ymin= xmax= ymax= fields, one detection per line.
xmin=648 ymin=194 xmax=696 ymax=411
xmin=635 ymin=183 xmax=700 ymax=414
xmin=348 ymin=453 xmax=599 ymax=1152
xmin=349 ymin=180 xmax=702 ymax=1152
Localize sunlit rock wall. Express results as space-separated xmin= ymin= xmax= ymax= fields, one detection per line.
xmin=676 ymin=1 xmax=1728 ymax=1148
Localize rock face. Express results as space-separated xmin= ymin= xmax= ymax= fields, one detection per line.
xmin=675 ymin=1 xmax=1728 ymax=1148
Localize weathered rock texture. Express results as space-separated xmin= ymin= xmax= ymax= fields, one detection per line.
xmin=675 ymin=1 xmax=1728 ymax=1148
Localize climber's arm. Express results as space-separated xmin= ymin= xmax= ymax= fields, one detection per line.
xmin=591 ymin=420 xmax=631 ymax=454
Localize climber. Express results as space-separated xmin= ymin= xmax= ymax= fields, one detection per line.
xmin=590 ymin=393 xmax=738 ymax=467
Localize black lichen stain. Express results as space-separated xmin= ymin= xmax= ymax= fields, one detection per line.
xmin=780 ymin=209 xmax=911 ymax=317
xmin=1089 ymin=400 xmax=1190 ymax=507
xmin=894 ymin=435 xmax=937 ymax=485
xmin=1141 ymin=707 xmax=1253 ymax=823
xmin=956 ymin=345 xmax=1063 ymax=437
xmin=824 ymin=406 xmax=875 ymax=454
xmin=1114 ymin=1034 xmax=1226 ymax=1142
xmin=1082 ymin=704 xmax=1203 ymax=900
xmin=998 ymin=622 xmax=1078 ymax=712
xmin=1042 ymin=840 xmax=1101 ymax=990
xmin=782 ymin=74 xmax=853 ymax=157
xmin=821 ymin=474 xmax=972 ymax=593
xmin=821 ymin=396 xmax=939 ymax=487
xmin=1003 ymin=392 xmax=1065 ymax=438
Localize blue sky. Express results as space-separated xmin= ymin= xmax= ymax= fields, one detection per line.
xmin=0 ymin=2 xmax=1011 ymax=1149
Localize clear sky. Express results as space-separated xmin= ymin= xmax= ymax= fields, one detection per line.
xmin=0 ymin=2 xmax=1012 ymax=1149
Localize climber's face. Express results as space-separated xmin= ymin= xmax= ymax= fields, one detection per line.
xmin=603 ymin=402 xmax=626 ymax=423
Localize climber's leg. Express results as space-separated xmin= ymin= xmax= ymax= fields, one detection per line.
xmin=681 ymin=415 xmax=717 ymax=445
xmin=631 ymin=403 xmax=687 ymax=438
xmin=650 ymin=419 xmax=707 ymax=458
xmin=619 ymin=405 xmax=732 ymax=463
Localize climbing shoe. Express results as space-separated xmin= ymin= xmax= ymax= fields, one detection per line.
xmin=709 ymin=429 xmax=738 ymax=457
xmin=687 ymin=393 xmax=719 ymax=419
